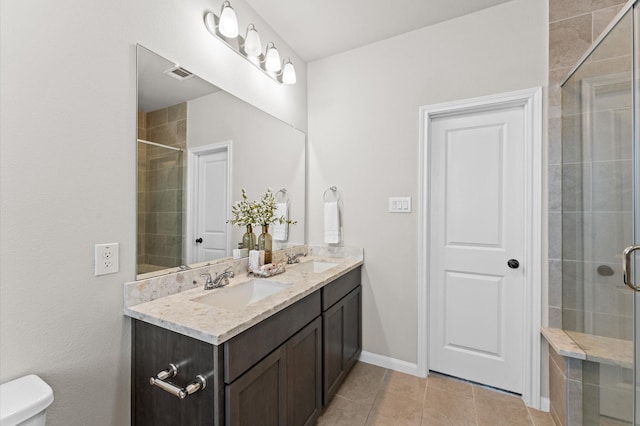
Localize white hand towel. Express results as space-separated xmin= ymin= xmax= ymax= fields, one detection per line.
xmin=272 ymin=203 xmax=288 ymax=241
xmin=324 ymin=201 xmax=340 ymax=244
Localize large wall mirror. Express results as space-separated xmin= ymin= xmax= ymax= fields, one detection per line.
xmin=136 ymin=45 xmax=306 ymax=279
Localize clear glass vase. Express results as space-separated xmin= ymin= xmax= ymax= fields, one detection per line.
xmin=242 ymin=225 xmax=256 ymax=251
xmin=258 ymin=225 xmax=272 ymax=263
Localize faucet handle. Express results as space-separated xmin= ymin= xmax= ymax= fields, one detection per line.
xmin=201 ymin=273 xmax=214 ymax=290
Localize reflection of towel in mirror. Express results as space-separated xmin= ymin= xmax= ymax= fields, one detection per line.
xmin=272 ymin=203 xmax=288 ymax=241
xmin=324 ymin=202 xmax=340 ymax=244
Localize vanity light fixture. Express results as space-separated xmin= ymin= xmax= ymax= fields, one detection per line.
xmin=218 ymin=1 xmax=239 ymax=38
xmin=243 ymin=24 xmax=262 ymax=57
xmin=203 ymin=3 xmax=296 ymax=85
xmin=282 ymin=58 xmax=296 ymax=85
xmin=264 ymin=42 xmax=281 ymax=72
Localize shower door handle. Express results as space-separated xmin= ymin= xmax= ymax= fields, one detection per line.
xmin=622 ymin=245 xmax=640 ymax=291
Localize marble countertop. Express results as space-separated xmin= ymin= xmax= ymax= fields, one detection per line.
xmin=124 ymin=250 xmax=363 ymax=346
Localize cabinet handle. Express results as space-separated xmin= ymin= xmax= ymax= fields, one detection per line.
xmin=149 ymin=364 xmax=207 ymax=399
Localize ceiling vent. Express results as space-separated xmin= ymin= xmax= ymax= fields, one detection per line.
xmin=163 ymin=65 xmax=194 ymax=81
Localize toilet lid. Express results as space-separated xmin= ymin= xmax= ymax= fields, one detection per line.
xmin=0 ymin=375 xmax=54 ymax=426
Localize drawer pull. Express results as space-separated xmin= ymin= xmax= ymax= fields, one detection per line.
xmin=149 ymin=364 xmax=207 ymax=399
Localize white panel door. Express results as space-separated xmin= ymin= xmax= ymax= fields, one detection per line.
xmin=195 ymin=150 xmax=228 ymax=262
xmin=429 ymin=105 xmax=525 ymax=394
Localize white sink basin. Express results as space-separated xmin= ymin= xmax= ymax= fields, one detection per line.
xmin=293 ymin=261 xmax=339 ymax=274
xmin=191 ymin=279 xmax=292 ymax=309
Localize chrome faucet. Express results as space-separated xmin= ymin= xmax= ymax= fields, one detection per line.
xmin=214 ymin=267 xmax=235 ymax=286
xmin=202 ymin=267 xmax=235 ymax=290
xmin=200 ymin=273 xmax=215 ymax=290
xmin=286 ymin=252 xmax=307 ymax=264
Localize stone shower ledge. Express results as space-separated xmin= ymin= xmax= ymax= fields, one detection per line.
xmin=541 ymin=327 xmax=632 ymax=369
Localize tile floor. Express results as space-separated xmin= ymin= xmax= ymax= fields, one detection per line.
xmin=317 ymin=362 xmax=556 ymax=426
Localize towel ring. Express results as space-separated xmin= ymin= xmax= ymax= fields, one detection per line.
xmin=323 ymin=186 xmax=340 ymax=202
xmin=275 ymin=188 xmax=289 ymax=203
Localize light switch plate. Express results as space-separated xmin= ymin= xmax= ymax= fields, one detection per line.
xmin=388 ymin=197 xmax=412 ymax=213
xmin=95 ymin=243 xmax=119 ymax=276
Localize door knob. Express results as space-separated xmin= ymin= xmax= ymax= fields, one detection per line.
xmin=195 ymin=238 xmax=203 ymax=244
xmin=507 ymin=259 xmax=520 ymax=269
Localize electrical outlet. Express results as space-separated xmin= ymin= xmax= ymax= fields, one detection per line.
xmin=95 ymin=243 xmax=119 ymax=276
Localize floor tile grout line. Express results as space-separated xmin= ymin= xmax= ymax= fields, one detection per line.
xmin=363 ymin=367 xmax=388 ymax=425
xmin=472 ymin=384 xmax=479 ymax=426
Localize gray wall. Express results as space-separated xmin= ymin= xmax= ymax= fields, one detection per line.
xmin=307 ymin=0 xmax=548 ymax=366
xmin=0 ymin=1 xmax=306 ymax=425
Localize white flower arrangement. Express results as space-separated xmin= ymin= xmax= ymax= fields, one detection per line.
xmin=229 ymin=188 xmax=297 ymax=227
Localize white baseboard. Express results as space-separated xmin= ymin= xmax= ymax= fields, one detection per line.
xmin=358 ymin=351 xmax=419 ymax=376
xmin=540 ymin=397 xmax=550 ymax=412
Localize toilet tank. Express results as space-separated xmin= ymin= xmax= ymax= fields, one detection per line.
xmin=0 ymin=375 xmax=54 ymax=426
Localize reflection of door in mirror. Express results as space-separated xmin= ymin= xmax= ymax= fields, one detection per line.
xmin=190 ymin=145 xmax=230 ymax=263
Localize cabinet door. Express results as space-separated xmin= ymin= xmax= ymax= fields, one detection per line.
xmin=132 ymin=320 xmax=216 ymax=426
xmin=323 ymin=286 xmax=362 ymax=405
xmin=226 ymin=345 xmax=287 ymax=426
xmin=343 ymin=286 xmax=362 ymax=373
xmin=287 ymin=317 xmax=322 ymax=426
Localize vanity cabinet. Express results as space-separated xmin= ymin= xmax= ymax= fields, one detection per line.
xmin=226 ymin=317 xmax=322 ymax=426
xmin=131 ymin=266 xmax=361 ymax=425
xmin=321 ymin=268 xmax=362 ymax=406
xmin=224 ymin=291 xmax=322 ymax=426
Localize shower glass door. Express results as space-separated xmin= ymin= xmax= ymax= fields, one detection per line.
xmin=561 ymin=5 xmax=635 ymax=424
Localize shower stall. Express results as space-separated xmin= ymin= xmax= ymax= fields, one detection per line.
xmin=560 ymin=1 xmax=637 ymax=423
xmin=137 ymin=139 xmax=185 ymax=274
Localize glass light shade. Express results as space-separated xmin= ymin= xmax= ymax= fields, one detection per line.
xmin=265 ymin=43 xmax=281 ymax=72
xmin=219 ymin=1 xmax=238 ymax=38
xmin=244 ymin=24 xmax=262 ymax=57
xmin=282 ymin=60 xmax=296 ymax=85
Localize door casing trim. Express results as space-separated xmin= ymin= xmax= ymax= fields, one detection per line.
xmin=417 ymin=87 xmax=543 ymax=409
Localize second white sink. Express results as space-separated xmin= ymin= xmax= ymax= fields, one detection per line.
xmin=293 ymin=261 xmax=339 ymax=274
xmin=192 ymin=279 xmax=292 ymax=309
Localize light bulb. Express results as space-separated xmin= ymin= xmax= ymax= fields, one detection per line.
xmin=244 ymin=24 xmax=262 ymax=57
xmin=282 ymin=59 xmax=296 ymax=85
xmin=265 ymin=42 xmax=281 ymax=72
xmin=219 ymin=1 xmax=238 ymax=38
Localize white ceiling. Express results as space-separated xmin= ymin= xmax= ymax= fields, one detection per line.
xmin=244 ymin=0 xmax=513 ymax=62
xmin=137 ymin=46 xmax=220 ymax=112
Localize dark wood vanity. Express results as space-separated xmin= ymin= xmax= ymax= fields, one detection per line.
xmin=131 ymin=267 xmax=362 ymax=425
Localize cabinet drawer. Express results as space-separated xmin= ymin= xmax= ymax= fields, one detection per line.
xmin=321 ymin=268 xmax=361 ymax=311
xmin=224 ymin=290 xmax=321 ymax=383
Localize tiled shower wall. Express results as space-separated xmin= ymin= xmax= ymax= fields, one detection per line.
xmin=137 ymin=103 xmax=187 ymax=271
xmin=547 ymin=0 xmax=627 ymax=328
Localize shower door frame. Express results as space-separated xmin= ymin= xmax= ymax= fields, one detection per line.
xmin=635 ymin=4 xmax=640 ymax=425
xmin=560 ymin=0 xmax=639 ymax=422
